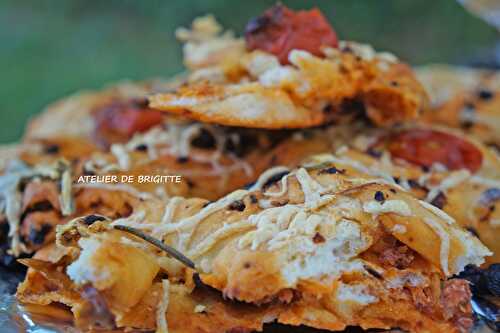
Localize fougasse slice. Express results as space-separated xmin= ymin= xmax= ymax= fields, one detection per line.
xmin=17 ymin=150 xmax=491 ymax=333
xmin=150 ymin=4 xmax=429 ymax=129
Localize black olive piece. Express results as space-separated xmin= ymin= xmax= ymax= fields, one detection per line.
xmin=460 ymin=120 xmax=474 ymax=130
xmin=191 ymin=128 xmax=216 ymax=149
xmin=44 ymin=144 xmax=60 ymax=154
xmin=21 ymin=200 xmax=54 ymax=221
xmin=249 ymin=194 xmax=258 ymax=204
xmin=366 ymin=148 xmax=382 ymax=158
xmin=364 ymin=265 xmax=383 ymax=279
xmin=131 ymin=97 xmax=149 ymax=108
xmin=83 ymin=214 xmax=106 ymax=225
xmin=177 ymin=156 xmax=189 ymax=163
xmin=28 ymin=224 xmax=52 ymax=245
xmin=323 ymin=104 xmax=334 ymax=114
xmin=430 ymin=192 xmax=447 ymax=210
xmin=319 ymin=167 xmax=345 ymax=175
xmin=466 ymin=227 xmax=479 ymax=238
xmin=135 ymin=144 xmax=148 ymax=152
xmin=186 ymin=179 xmax=195 ymax=189
xmin=478 ymin=89 xmax=494 ymax=100
xmin=374 ymin=191 xmax=385 ymax=202
xmin=421 ymin=165 xmax=430 ymax=173
xmin=339 ymin=98 xmax=365 ymax=115
xmin=224 ymin=133 xmax=258 ymax=157
xmin=228 ymin=200 xmax=246 ymax=212
xmin=464 ymin=102 xmax=475 ymax=111
xmin=263 ymin=171 xmax=290 ymax=189
xmin=478 ymin=188 xmax=500 ymax=207
xmin=408 ymin=179 xmax=426 ymax=191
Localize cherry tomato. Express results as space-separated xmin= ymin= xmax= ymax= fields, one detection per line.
xmin=388 ymin=129 xmax=483 ymax=173
xmin=94 ymin=99 xmax=163 ymax=145
xmin=245 ymin=5 xmax=338 ymax=64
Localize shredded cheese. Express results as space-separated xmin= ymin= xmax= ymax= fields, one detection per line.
xmin=470 ymin=175 xmax=500 ymax=189
xmin=151 ymin=189 xmax=249 ymax=244
xmin=110 ymin=144 xmax=130 ymax=170
xmin=419 ymin=200 xmax=456 ymax=225
xmin=59 ymin=165 xmax=74 ymax=216
xmin=249 ymin=166 xmax=290 ymax=192
xmin=423 ymin=218 xmax=450 ymax=276
xmin=156 ymin=279 xmax=170 ymax=333
xmin=425 ymin=170 xmax=470 ymax=203
xmin=194 ymin=304 xmax=206 ymax=313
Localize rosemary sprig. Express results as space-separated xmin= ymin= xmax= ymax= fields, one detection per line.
xmin=113 ymin=225 xmax=196 ymax=270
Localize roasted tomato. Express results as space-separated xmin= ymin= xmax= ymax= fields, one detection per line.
xmin=94 ymin=98 xmax=163 ymax=146
xmin=387 ymin=129 xmax=483 ymax=173
xmin=245 ymin=4 xmax=338 ymax=64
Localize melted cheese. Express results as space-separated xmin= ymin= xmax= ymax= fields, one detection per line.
xmin=281 ymin=220 xmax=368 ymax=285
xmin=385 ymin=272 xmax=425 ymax=289
xmin=244 ymin=51 xmax=280 ymax=77
xmin=363 ymin=200 xmax=412 ymax=217
xmin=391 ymin=224 xmax=407 ymax=234
xmin=336 ymin=282 xmax=378 ymax=305
xmin=194 ymin=304 xmax=206 ymax=313
xmin=67 ymin=238 xmax=110 ymax=285
xmin=450 ymin=228 xmax=491 ymax=273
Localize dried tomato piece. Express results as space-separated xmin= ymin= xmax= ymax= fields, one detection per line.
xmin=388 ymin=129 xmax=483 ymax=173
xmin=245 ymin=4 xmax=338 ymax=64
xmin=94 ymin=98 xmax=163 ymax=146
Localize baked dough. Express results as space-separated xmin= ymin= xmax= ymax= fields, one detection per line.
xmin=17 ymin=154 xmax=490 ymax=332
xmin=150 ymin=17 xmax=428 ymax=129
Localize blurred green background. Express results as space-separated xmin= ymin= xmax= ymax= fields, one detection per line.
xmin=0 ymin=0 xmax=497 ymax=143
